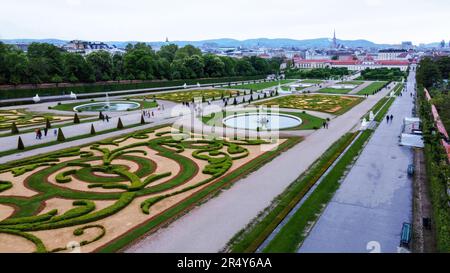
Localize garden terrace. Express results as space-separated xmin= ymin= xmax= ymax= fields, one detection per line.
xmin=224 ymin=80 xmax=296 ymax=91
xmin=50 ymin=100 xmax=158 ymax=112
xmin=256 ymin=94 xmax=364 ymax=115
xmin=132 ymin=89 xmax=239 ymax=103
xmin=0 ymin=125 xmax=299 ymax=253
xmin=0 ymin=109 xmax=74 ymax=131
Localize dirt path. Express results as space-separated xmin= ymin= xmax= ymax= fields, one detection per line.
xmin=412 ymin=147 xmax=437 ymax=252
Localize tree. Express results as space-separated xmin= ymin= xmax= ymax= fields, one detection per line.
xmin=174 ymin=45 xmax=202 ymax=60
xmin=17 ymin=136 xmax=25 ymax=150
xmin=183 ymin=55 xmax=205 ymax=78
xmin=46 ymin=118 xmax=51 ymax=129
xmin=417 ymin=57 xmax=443 ymax=89
xmin=62 ymin=52 xmax=94 ymax=83
xmin=86 ymin=50 xmax=113 ymax=81
xmin=203 ymin=54 xmax=225 ymax=77
xmin=90 ymin=124 xmax=96 ymax=135
xmin=117 ymin=117 xmax=124 ymax=129
xmin=57 ymin=128 xmax=65 ymax=141
xmin=123 ymin=43 xmax=156 ymax=80
xmin=157 ymin=44 xmax=179 ymax=63
xmin=73 ymin=113 xmax=80 ymax=124
xmin=11 ymin=122 xmax=19 ymax=134
xmin=27 ymin=43 xmax=63 ymax=83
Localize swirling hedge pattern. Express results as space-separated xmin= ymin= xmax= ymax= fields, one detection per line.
xmin=0 ymin=127 xmax=270 ymax=252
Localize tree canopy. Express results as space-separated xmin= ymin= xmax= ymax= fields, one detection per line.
xmin=0 ymin=42 xmax=280 ymax=85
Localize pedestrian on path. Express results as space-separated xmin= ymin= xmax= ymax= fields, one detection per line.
xmin=37 ymin=129 xmax=42 ymax=140
xmin=386 ymin=115 xmax=390 ymax=124
xmin=323 ymin=121 xmax=327 ymax=129
xmin=44 ymin=127 xmax=48 ymax=137
xmin=54 ymin=129 xmax=57 ymax=137
xmin=390 ymin=115 xmax=394 ymax=123
xmin=35 ymin=128 xmax=39 ymax=139
xmin=106 ymin=115 xmax=109 ymax=123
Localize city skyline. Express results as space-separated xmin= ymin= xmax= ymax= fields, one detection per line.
xmin=0 ymin=0 xmax=449 ymax=45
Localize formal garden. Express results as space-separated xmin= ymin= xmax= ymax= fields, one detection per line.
xmin=0 ymin=109 xmax=74 ymax=131
xmin=0 ymin=125 xmax=299 ymax=253
xmin=256 ymin=94 xmax=364 ymax=115
xmin=224 ymin=80 xmax=295 ymax=91
xmin=133 ymin=89 xmax=239 ymax=103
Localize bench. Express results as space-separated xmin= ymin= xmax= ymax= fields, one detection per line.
xmin=407 ymin=164 xmax=415 ymax=176
xmin=400 ymin=222 xmax=412 ymax=248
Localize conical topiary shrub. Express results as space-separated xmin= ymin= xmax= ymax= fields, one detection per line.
xmin=117 ymin=118 xmax=124 ymax=129
xmin=17 ymin=136 xmax=25 ymax=150
xmin=11 ymin=122 xmax=19 ymax=134
xmin=57 ymin=128 xmax=66 ymax=142
xmin=90 ymin=124 xmax=96 ymax=135
xmin=46 ymin=118 xmax=51 ymax=129
xmin=140 ymin=115 xmax=145 ymax=125
xmin=73 ymin=113 xmax=80 ymax=124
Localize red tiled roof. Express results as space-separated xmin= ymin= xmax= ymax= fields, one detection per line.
xmin=375 ymin=60 xmax=410 ymax=65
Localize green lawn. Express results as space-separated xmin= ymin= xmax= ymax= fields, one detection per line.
xmin=224 ymin=80 xmax=295 ymax=90
xmin=51 ymin=100 xmax=158 ymax=112
xmin=202 ymin=110 xmax=325 ymax=131
xmin=356 ymin=81 xmax=388 ymax=95
xmin=317 ymin=88 xmax=353 ymax=94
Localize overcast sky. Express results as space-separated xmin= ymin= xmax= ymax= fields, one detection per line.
xmin=0 ymin=0 xmax=448 ymax=44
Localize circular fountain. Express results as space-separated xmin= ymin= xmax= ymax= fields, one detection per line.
xmin=73 ymin=101 xmax=140 ymax=112
xmin=223 ymin=113 xmax=302 ymax=130
xmin=73 ymin=93 xmax=140 ymax=112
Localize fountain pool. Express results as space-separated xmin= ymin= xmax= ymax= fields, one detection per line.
xmin=223 ymin=113 xmax=302 ymax=130
xmin=73 ymin=101 xmax=140 ymax=112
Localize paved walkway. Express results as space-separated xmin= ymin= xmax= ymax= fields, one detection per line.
xmin=299 ymin=73 xmax=416 ymax=253
xmin=126 ymin=84 xmax=393 ymax=253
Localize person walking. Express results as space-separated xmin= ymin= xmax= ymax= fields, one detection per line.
xmin=35 ymin=128 xmax=39 ymax=139
xmin=390 ymin=115 xmax=394 ymax=123
xmin=106 ymin=115 xmax=109 ymax=123
xmin=53 ymin=129 xmax=57 ymax=137
xmin=386 ymin=115 xmax=390 ymax=124
xmin=37 ymin=129 xmax=42 ymax=140
xmin=44 ymin=127 xmax=48 ymax=137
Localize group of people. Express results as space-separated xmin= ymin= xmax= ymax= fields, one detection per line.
xmin=322 ymin=121 xmax=329 ymax=129
xmin=35 ymin=127 xmax=57 ymax=139
xmin=386 ymin=114 xmax=394 ymax=124
xmin=142 ymin=110 xmax=154 ymax=118
xmin=100 ymin=114 xmax=110 ymax=122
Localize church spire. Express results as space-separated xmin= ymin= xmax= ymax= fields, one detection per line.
xmin=332 ymin=29 xmax=337 ymax=48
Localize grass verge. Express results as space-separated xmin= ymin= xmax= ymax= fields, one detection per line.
xmin=226 ymin=132 xmax=357 ymax=253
